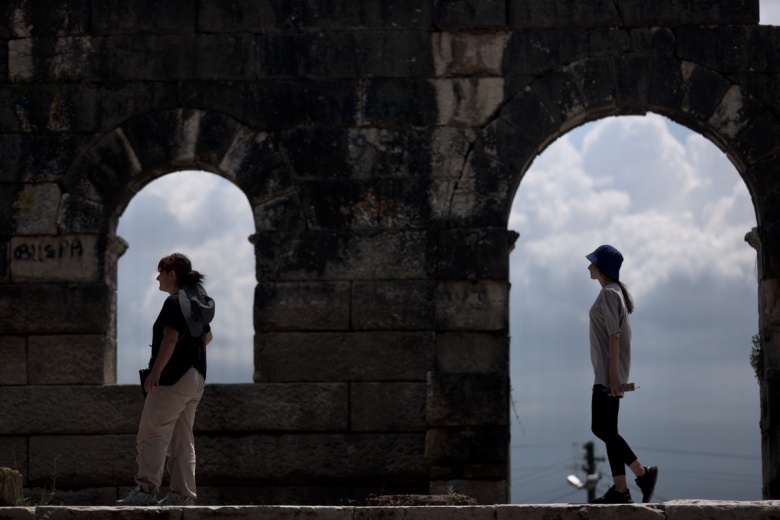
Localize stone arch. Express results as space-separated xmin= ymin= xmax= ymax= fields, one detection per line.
xmin=450 ymin=56 xmax=778 ymax=229
xmin=454 ymin=54 xmax=780 ymax=498
xmin=57 ymin=109 xmax=303 ymax=238
xmin=54 ymin=108 xmax=301 ymax=385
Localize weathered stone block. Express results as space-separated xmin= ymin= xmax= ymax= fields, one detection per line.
xmin=10 ymin=235 xmax=98 ymax=283
xmin=278 ymin=127 xmax=352 ymax=178
xmin=502 ymin=29 xmax=590 ymax=78
xmin=194 ymin=488 xmax=352 ymax=507
xmin=258 ymin=33 xmax=357 ymax=78
xmin=437 ymin=229 xmax=517 ymax=281
xmin=91 ymin=0 xmax=196 ymax=35
xmin=529 ymin=67 xmax=588 ymax=127
xmin=446 ymin=155 xmax=513 ymax=227
xmin=357 ymin=505 xmax=493 ymax=520
xmin=0 ymin=134 xmax=92 ymax=183
xmin=90 ymin=0 xmax=190 ymax=35
xmin=509 ymin=0 xmax=618 ymax=29
xmin=352 ymin=281 xmax=435 ymax=330
xmin=184 ymin=504 xmax=354 ymax=519
xmin=566 ymin=58 xmax=618 ymax=121
xmin=433 ymin=0 xmax=505 ymax=29
xmin=0 ymin=241 xmax=8 ymax=283
xmin=220 ymin=127 xmax=294 ymax=203
xmin=0 ymin=386 xmax=142 ymax=435
xmin=92 ymin=35 xmax=201 ymax=82
xmin=55 ymin=193 xmax=108 ymax=234
xmin=195 ymin=34 xmax=257 ymax=80
xmin=92 ymin=82 xmax=179 ymax=134
xmin=252 ymin=193 xmax=308 ymax=232
xmin=730 ymin=112 xmax=780 ymax=169
xmin=252 ymin=231 xmax=433 ymax=281
xmin=589 ymin=28 xmax=675 ymax=58
xmin=433 ymin=32 xmax=508 ymax=78
xmin=436 ymin=332 xmax=508 ymax=374
xmin=298 ymin=179 xmax=432 ymax=230
xmin=426 ymin=372 xmax=509 ymax=427
xmin=181 ymin=80 xmax=358 ymax=130
xmin=11 ymin=184 xmax=61 ymax=235
xmin=34 ymin=505 xmax=179 ymax=519
xmin=430 ymin=479 xmax=507 ymax=506
xmin=433 ymin=79 xmax=504 ymax=127
xmin=354 ymin=31 xmax=434 ymax=78
xmin=350 ymin=382 xmax=426 ymax=432
xmin=254 ymin=281 xmax=351 ymax=331
xmin=196 ymin=0 xmax=277 ymax=33
xmin=647 ymin=55 xmax=685 ymax=114
xmin=255 ymin=332 xmax=435 ymax=382
xmin=0 ymin=438 xmax=27 ymax=483
xmin=63 ymin=133 xmax=140 ymax=213
xmin=0 ymin=284 xmax=110 ymax=334
xmin=27 ymin=335 xmax=115 ymax=385
xmin=0 ymin=0 xmax=88 ymax=38
xmin=362 ymin=79 xmax=438 ymax=127
xmin=679 ymin=62 xmax=733 ymax=130
xmin=198 ymin=383 xmax=348 ymax=432
xmin=196 ymin=434 xmax=425 ymax=484
xmin=117 ymin=109 xmax=199 ymax=173
xmin=436 ymin=280 xmax=508 ymax=331
xmin=0 ymin=467 xmax=23 ymax=506
xmin=496 ymin=504 xmax=665 ymax=519
xmin=665 ymin=499 xmax=780 ymax=520
xmin=0 ymin=336 xmax=27 ymax=385
xmin=424 ymin=426 xmax=510 ymax=464
xmin=29 ymin=434 xmax=135 ymax=486
xmin=14 ymin=37 xmax=93 ymax=83
xmin=619 ymin=0 xmax=758 ymax=28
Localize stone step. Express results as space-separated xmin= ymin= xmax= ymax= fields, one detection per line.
xmin=2 ymin=502 xmax=780 ymax=520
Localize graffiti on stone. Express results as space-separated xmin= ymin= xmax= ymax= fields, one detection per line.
xmin=10 ymin=236 xmax=96 ymax=282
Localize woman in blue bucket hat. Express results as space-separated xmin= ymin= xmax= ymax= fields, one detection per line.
xmin=586 ymin=245 xmax=658 ymax=504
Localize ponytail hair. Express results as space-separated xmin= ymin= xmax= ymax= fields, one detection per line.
xmin=157 ymin=252 xmax=205 ymax=286
xmin=617 ymin=281 xmax=634 ymax=314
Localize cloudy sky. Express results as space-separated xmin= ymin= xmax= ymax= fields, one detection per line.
xmin=115 ymin=2 xmax=779 ymax=504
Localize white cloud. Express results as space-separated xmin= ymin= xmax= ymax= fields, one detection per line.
xmin=761 ymin=0 xmax=780 ymax=25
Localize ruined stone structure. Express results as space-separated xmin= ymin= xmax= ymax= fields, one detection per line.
xmin=1 ymin=0 xmax=779 ymax=505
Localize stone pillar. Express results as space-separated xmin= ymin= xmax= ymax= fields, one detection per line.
xmin=425 ymin=229 xmax=517 ymax=504
xmin=755 ymin=220 xmax=780 ymax=499
xmin=1 ymin=233 xmax=117 ymax=384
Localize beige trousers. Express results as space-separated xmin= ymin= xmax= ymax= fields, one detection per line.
xmin=135 ymin=367 xmax=205 ymax=497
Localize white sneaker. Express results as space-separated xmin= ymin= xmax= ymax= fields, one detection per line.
xmin=158 ymin=492 xmax=196 ymax=505
xmin=117 ymin=486 xmax=158 ymax=505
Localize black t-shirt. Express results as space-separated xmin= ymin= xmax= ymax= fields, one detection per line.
xmin=149 ymin=294 xmax=208 ymax=385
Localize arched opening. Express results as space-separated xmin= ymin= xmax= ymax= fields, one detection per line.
xmin=509 ymin=114 xmax=760 ymax=502
xmin=116 ymin=170 xmax=255 ymax=384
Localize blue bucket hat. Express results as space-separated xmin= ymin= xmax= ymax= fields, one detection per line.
xmin=586 ymin=245 xmax=623 ymax=282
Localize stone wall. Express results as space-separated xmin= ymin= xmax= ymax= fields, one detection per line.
xmin=1 ymin=0 xmax=779 ymax=505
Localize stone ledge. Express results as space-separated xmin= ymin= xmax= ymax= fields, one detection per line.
xmin=1 ymin=502 xmax=779 ymax=520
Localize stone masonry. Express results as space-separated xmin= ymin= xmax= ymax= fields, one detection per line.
xmin=1 ymin=0 xmax=780 ymax=506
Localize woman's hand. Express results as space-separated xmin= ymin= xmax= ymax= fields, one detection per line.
xmin=144 ymin=369 xmax=161 ymax=394
xmin=609 ymin=373 xmax=624 ymax=397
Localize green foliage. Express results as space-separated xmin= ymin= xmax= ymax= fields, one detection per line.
xmin=8 ymin=451 xmax=58 ymax=506
xmin=750 ymin=334 xmax=764 ymax=385
xmin=446 ymin=485 xmax=457 ymax=505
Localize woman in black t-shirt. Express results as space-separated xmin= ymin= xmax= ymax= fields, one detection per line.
xmin=118 ymin=253 xmax=215 ymax=506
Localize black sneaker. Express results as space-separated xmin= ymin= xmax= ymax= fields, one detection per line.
xmin=590 ymin=486 xmax=633 ymax=504
xmin=635 ymin=466 xmax=659 ymax=503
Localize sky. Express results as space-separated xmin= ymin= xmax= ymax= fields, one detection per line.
xmin=115 ymin=1 xmax=780 ymax=504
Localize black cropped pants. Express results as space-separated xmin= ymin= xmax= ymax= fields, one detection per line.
xmin=591 ymin=385 xmax=638 ymax=477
